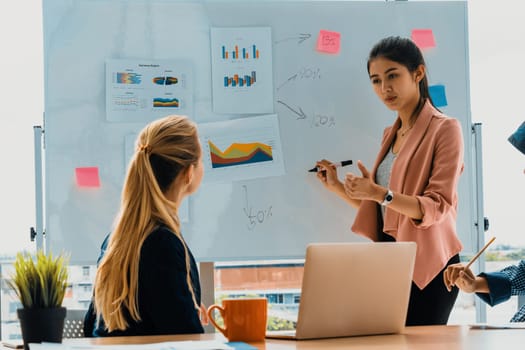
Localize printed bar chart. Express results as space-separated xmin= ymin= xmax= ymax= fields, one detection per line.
xmin=115 ymin=72 xmax=142 ymax=84
xmin=221 ymin=45 xmax=259 ymax=59
xmin=224 ymin=71 xmax=256 ymax=87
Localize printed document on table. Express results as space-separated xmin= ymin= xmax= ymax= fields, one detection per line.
xmin=470 ymin=323 xmax=525 ymax=329
xmin=28 ymin=340 xmax=233 ymax=350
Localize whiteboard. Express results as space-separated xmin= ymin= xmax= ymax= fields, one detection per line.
xmin=42 ymin=0 xmax=477 ymax=264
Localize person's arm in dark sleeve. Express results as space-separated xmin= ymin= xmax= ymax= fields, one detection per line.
xmin=476 ymin=260 xmax=525 ymax=306
xmin=476 ymin=271 xmax=512 ymax=306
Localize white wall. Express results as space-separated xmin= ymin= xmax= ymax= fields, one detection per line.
xmin=0 ymin=0 xmax=43 ymax=254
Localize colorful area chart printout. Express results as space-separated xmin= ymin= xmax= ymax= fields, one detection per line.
xmin=198 ymin=114 xmax=285 ymax=183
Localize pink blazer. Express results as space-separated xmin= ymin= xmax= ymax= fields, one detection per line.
xmin=352 ymin=100 xmax=464 ymax=289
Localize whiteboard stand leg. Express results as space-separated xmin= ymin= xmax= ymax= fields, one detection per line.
xmin=472 ymin=122 xmax=487 ymax=323
xmin=33 ymin=125 xmax=45 ymax=252
xmin=0 ymin=264 xmax=2 ymax=340
xmin=199 ymin=261 xmax=215 ymax=334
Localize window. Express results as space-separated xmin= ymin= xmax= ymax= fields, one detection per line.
xmin=9 ymin=302 xmax=22 ymax=314
xmin=82 ymin=266 xmax=90 ymax=277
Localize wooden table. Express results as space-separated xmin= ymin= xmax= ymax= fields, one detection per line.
xmin=60 ymin=325 xmax=525 ymax=349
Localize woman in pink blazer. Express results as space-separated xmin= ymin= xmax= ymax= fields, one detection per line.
xmin=316 ymin=36 xmax=464 ymax=325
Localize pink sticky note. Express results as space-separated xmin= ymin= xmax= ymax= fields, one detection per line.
xmin=411 ymin=29 xmax=436 ymax=49
xmin=75 ymin=167 xmax=100 ymax=187
xmin=316 ymin=30 xmax=341 ymax=54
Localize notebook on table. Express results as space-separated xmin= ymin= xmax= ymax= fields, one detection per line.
xmin=266 ymin=242 xmax=416 ymax=340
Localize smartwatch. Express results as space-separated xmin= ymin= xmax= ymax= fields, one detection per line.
xmin=381 ymin=189 xmax=394 ymax=206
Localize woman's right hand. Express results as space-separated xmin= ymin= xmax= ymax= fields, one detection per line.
xmin=199 ymin=302 xmax=209 ymax=326
xmin=315 ymin=159 xmax=342 ymax=192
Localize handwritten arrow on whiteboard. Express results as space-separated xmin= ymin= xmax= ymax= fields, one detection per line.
xmin=276 ymin=73 xmax=298 ymax=91
xmin=274 ymin=33 xmax=312 ymax=45
xmin=242 ymin=185 xmax=251 ymax=217
xmin=277 ymin=100 xmax=307 ymax=120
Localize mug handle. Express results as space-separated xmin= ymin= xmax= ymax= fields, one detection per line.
xmin=207 ymin=304 xmax=228 ymax=337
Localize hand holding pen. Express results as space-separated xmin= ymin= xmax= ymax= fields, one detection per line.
xmin=313 ymin=159 xmax=352 ymax=192
xmin=308 ymin=159 xmax=353 ymax=173
xmin=443 ymin=237 xmax=496 ymax=293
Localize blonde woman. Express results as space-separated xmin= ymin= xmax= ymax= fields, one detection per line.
xmin=84 ymin=115 xmax=207 ymax=336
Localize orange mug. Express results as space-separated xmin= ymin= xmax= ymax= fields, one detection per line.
xmin=207 ymin=297 xmax=268 ymax=342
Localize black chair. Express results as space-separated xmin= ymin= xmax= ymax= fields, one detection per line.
xmin=63 ymin=309 xmax=86 ymax=339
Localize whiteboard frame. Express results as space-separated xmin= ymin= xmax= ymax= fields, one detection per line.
xmin=40 ymin=0 xmax=479 ymax=264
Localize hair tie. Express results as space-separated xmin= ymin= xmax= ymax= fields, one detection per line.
xmin=138 ymin=144 xmax=151 ymax=154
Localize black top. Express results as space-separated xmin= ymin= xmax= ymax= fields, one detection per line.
xmin=85 ymin=226 xmax=204 ymax=336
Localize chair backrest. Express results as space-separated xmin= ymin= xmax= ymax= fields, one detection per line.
xmin=63 ymin=309 xmax=86 ymax=339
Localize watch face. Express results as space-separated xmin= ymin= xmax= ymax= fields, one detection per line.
xmin=382 ymin=190 xmax=393 ymax=206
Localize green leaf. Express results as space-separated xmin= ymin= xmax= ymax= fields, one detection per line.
xmin=7 ymin=250 xmax=69 ymax=308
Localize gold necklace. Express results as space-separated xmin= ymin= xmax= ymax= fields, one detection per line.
xmin=398 ymin=125 xmax=413 ymax=137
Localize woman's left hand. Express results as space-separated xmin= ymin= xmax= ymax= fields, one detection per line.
xmin=344 ymin=160 xmax=382 ymax=201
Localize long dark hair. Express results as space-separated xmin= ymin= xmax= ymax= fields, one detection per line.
xmin=367 ymin=36 xmax=437 ymax=117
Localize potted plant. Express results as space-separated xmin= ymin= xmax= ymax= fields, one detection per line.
xmin=7 ymin=250 xmax=69 ymax=350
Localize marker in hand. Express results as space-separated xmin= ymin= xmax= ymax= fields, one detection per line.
xmin=308 ymin=160 xmax=353 ymax=172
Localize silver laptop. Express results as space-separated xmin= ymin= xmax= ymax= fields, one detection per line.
xmin=266 ymin=242 xmax=416 ymax=340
